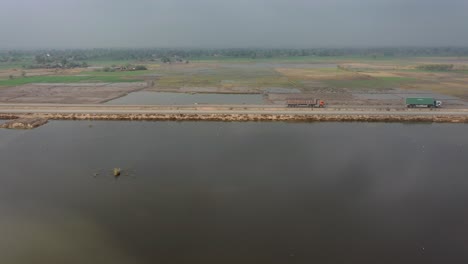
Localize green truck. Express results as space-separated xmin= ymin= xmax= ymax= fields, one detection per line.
xmin=405 ymin=97 xmax=442 ymax=108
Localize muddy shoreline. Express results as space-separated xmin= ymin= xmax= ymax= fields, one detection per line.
xmin=1 ymin=113 xmax=467 ymax=125
xmin=0 ymin=118 xmax=48 ymax=129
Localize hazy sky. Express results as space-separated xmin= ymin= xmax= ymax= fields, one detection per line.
xmin=1 ymin=0 xmax=468 ymax=48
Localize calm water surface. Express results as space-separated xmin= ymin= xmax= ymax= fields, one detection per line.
xmin=0 ymin=121 xmax=467 ymax=264
xmin=106 ymin=91 xmax=265 ymax=105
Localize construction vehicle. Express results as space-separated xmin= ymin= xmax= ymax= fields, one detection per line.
xmin=287 ymin=99 xmax=325 ymax=108
xmin=406 ymin=97 xmax=442 ymax=108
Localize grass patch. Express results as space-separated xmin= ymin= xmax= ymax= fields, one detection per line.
xmin=0 ymin=63 xmax=24 ymax=70
xmin=155 ymin=66 xmax=295 ymax=88
xmin=324 ymin=77 xmax=416 ymax=90
xmin=0 ymin=75 xmax=142 ymax=87
xmin=87 ymin=75 xmax=143 ymax=82
xmin=276 ymin=67 xmax=356 ymax=80
xmin=82 ymin=70 xmax=150 ymax=76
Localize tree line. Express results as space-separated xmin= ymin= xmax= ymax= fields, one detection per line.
xmin=1 ymin=47 xmax=468 ymax=67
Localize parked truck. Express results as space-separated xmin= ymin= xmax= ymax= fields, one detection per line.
xmin=406 ymin=97 xmax=442 ymax=108
xmin=287 ymin=99 xmax=325 ymax=108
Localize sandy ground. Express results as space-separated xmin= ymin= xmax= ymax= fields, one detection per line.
xmin=0 ymin=82 xmax=146 ymax=104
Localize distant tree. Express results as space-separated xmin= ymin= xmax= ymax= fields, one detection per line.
xmin=4 ymin=47 xmax=468 ymax=69
xmin=67 ymin=61 xmax=81 ymax=68
xmin=35 ymin=55 xmax=46 ymax=64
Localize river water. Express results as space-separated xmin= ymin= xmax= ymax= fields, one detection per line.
xmin=0 ymin=121 xmax=467 ymax=264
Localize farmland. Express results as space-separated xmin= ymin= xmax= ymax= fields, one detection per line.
xmin=0 ymin=51 xmax=467 ymax=106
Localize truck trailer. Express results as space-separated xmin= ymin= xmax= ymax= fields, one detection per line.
xmin=287 ymin=99 xmax=325 ymax=108
xmin=406 ymin=97 xmax=442 ymax=108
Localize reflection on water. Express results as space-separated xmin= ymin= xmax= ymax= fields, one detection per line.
xmin=0 ymin=121 xmax=467 ymax=263
xmin=106 ymin=91 xmax=265 ymax=105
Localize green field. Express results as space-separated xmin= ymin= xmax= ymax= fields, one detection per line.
xmin=82 ymin=70 xmax=150 ymax=77
xmin=0 ymin=74 xmax=143 ymax=87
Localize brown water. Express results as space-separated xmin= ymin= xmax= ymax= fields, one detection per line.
xmin=0 ymin=121 xmax=467 ymax=264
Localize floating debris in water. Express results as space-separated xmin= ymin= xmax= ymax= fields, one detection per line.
xmin=92 ymin=168 xmax=136 ymax=180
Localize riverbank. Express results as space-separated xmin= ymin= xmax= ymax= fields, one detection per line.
xmin=1 ymin=103 xmax=467 ymax=129
xmin=0 ymin=117 xmax=48 ymax=129
xmin=1 ymin=112 xmax=467 ymax=127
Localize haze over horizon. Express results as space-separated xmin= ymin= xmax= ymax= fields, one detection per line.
xmin=1 ymin=0 xmax=468 ymax=49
